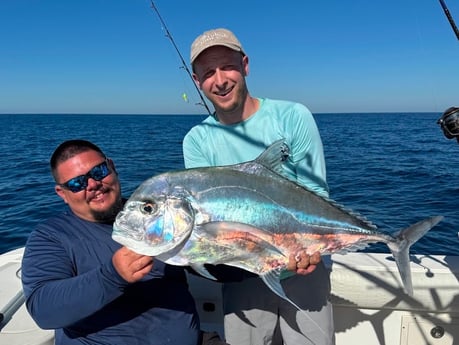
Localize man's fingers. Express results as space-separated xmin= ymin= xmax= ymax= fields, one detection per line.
xmin=309 ymin=252 xmax=321 ymax=265
xmin=286 ymin=251 xmax=322 ymax=275
xmin=287 ymin=254 xmax=298 ymax=271
xmin=113 ymin=247 xmax=154 ymax=282
xmin=296 ymin=252 xmax=310 ymax=269
xmin=131 ymin=258 xmax=154 ymax=281
xmin=296 ymin=265 xmax=317 ymax=275
xmin=134 ymin=256 xmax=154 ymax=271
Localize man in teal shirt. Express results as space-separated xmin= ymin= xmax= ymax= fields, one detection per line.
xmin=183 ymin=28 xmax=334 ymax=345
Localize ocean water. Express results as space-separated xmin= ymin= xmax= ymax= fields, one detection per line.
xmin=0 ymin=113 xmax=457 ymax=256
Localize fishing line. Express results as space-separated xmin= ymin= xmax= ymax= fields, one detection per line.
xmin=149 ymin=0 xmax=213 ymax=115
xmin=409 ymin=0 xmax=458 ymax=113
xmin=436 ymin=0 xmax=459 ymax=116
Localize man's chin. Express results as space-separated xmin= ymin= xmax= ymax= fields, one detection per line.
xmin=91 ymin=198 xmax=123 ymax=223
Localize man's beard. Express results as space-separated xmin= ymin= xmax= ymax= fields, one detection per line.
xmin=91 ymin=197 xmax=124 ymax=223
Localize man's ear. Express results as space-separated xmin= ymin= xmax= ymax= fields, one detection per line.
xmin=192 ymin=73 xmax=202 ymax=89
xmin=55 ymin=185 xmax=69 ymax=204
xmin=242 ymin=55 xmax=249 ymax=77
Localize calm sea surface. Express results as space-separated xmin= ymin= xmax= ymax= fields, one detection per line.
xmin=0 ymin=113 xmax=457 ymax=256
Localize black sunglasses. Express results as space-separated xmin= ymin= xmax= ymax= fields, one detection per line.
xmin=437 ymin=107 xmax=459 ymax=140
xmin=59 ymin=160 xmax=111 ymax=193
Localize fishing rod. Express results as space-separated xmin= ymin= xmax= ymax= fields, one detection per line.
xmin=438 ymin=0 xmax=459 ymax=40
xmin=149 ymin=0 xmax=213 ymax=115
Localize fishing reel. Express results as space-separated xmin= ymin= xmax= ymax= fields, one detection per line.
xmin=437 ymin=107 xmax=459 ymax=143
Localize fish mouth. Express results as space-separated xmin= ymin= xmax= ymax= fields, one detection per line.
xmin=111 ymin=224 xmax=177 ymax=257
xmin=111 ymin=232 xmax=156 ymax=256
xmin=112 ymin=219 xmax=159 ymax=256
xmin=112 ymin=213 xmax=144 ymax=241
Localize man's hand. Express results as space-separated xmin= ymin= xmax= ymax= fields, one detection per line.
xmin=286 ymin=251 xmax=321 ymax=275
xmin=112 ymin=246 xmax=154 ymax=283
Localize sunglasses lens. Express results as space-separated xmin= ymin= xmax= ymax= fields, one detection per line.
xmin=61 ymin=161 xmax=111 ymax=193
xmin=65 ymin=176 xmax=87 ymax=193
xmin=91 ymin=163 xmax=110 ymax=181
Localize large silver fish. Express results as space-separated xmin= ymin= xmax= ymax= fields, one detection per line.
xmin=113 ymin=140 xmax=442 ymax=303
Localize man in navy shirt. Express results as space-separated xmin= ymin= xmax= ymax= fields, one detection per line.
xmin=21 ymin=140 xmax=201 ymax=345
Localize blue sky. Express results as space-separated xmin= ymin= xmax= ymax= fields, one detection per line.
xmin=1 ymin=0 xmax=458 ymax=115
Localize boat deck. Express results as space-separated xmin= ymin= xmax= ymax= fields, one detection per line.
xmin=2 ymin=248 xmax=459 ymax=345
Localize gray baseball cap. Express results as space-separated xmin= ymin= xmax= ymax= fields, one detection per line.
xmin=190 ymin=28 xmax=245 ymax=65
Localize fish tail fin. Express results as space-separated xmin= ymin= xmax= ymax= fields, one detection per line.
xmin=261 ymin=270 xmax=331 ymax=345
xmin=388 ymin=216 xmax=443 ymax=296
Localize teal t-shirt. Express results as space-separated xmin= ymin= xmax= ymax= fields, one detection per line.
xmin=183 ymin=98 xmax=328 ymax=197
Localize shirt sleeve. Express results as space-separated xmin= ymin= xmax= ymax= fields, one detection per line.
xmin=287 ymin=104 xmax=329 ymax=198
xmin=183 ymin=129 xmax=210 ymax=168
xmin=21 ymin=225 xmax=128 ymax=329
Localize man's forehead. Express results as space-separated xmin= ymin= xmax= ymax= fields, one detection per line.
xmin=57 ymin=150 xmax=104 ymax=174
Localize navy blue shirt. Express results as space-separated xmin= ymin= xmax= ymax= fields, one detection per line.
xmin=21 ymin=210 xmax=200 ymax=345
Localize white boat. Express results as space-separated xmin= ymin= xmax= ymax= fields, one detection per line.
xmin=0 ymin=247 xmax=53 ymax=345
xmin=2 ymin=247 xmax=458 ymax=345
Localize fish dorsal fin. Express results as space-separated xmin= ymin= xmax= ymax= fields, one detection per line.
xmin=253 ymin=139 xmax=289 ymax=176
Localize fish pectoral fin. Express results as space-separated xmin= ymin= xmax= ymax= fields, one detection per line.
xmin=260 ymin=269 xmax=302 ymax=312
xmin=199 ymin=222 xmax=284 ymax=256
xmin=261 ymin=270 xmax=331 ymax=343
xmin=260 ymin=269 xmax=285 ymax=298
xmin=189 ymin=263 xmax=218 ymax=280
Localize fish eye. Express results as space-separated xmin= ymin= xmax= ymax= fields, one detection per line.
xmin=141 ymin=201 xmax=157 ymax=215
